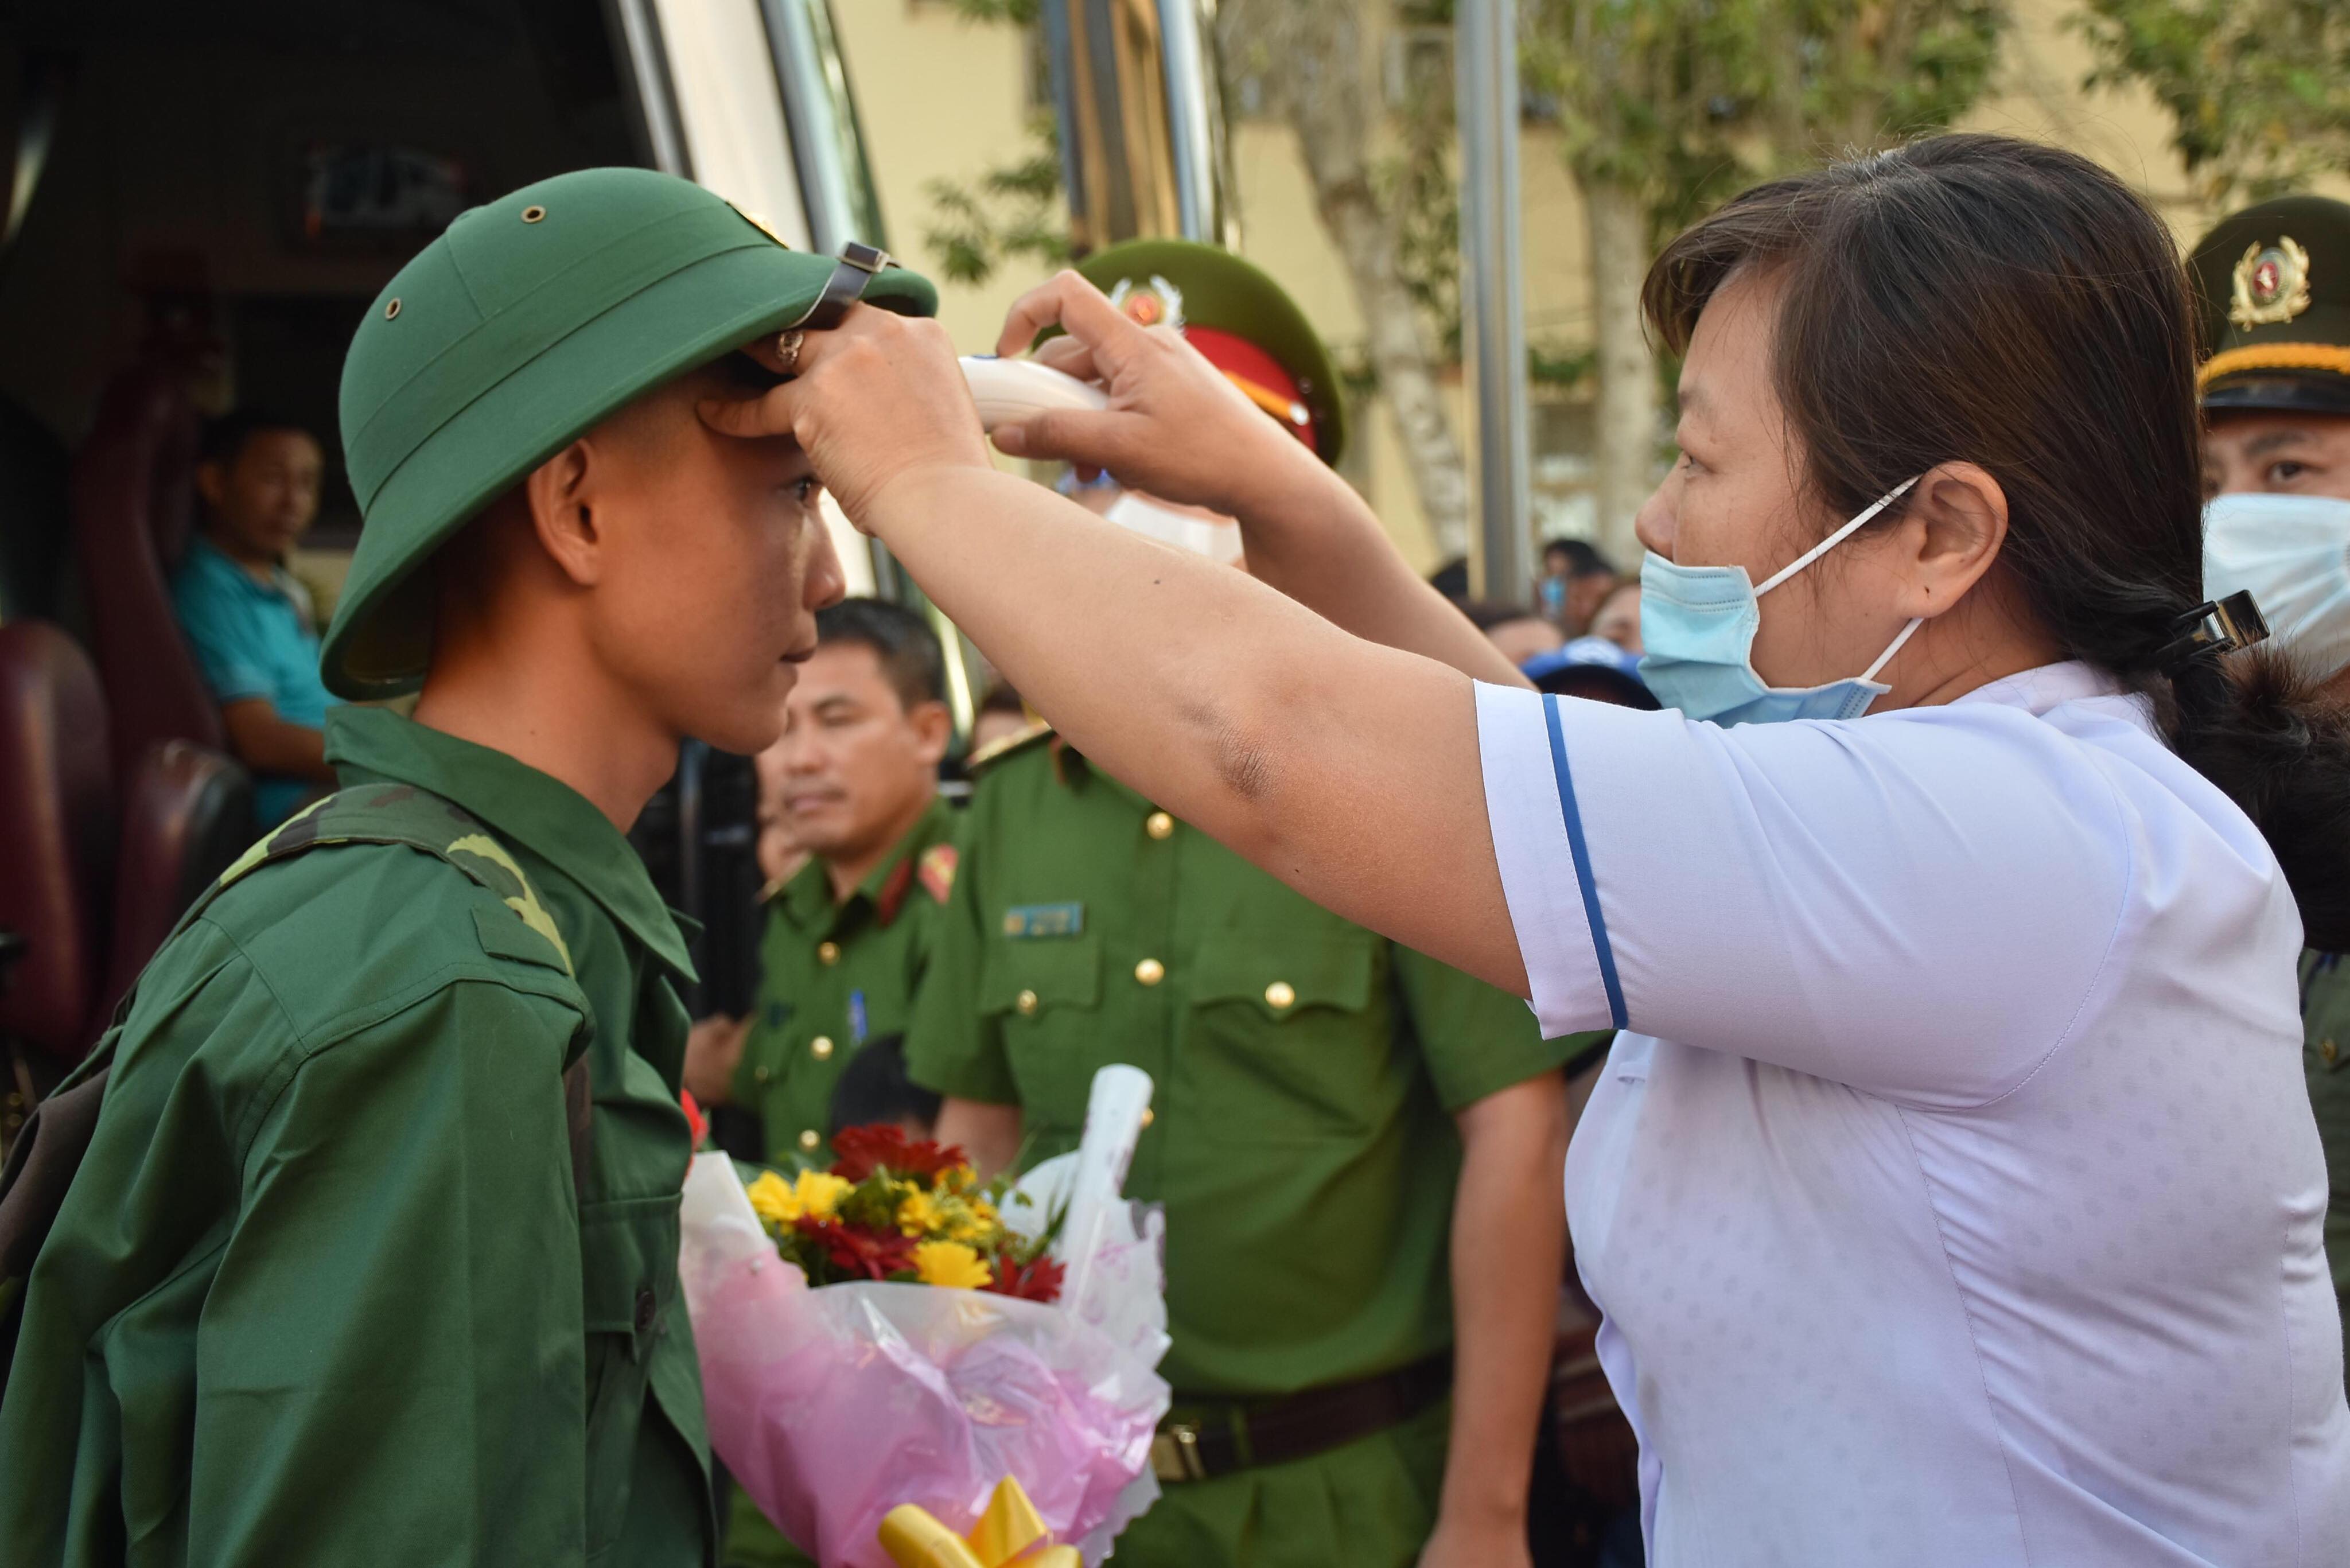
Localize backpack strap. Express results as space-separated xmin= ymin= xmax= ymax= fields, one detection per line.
xmin=1 ymin=784 xmax=597 ymax=1299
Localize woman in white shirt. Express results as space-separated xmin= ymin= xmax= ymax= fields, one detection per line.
xmin=707 ymin=134 xmax=2350 ymax=1563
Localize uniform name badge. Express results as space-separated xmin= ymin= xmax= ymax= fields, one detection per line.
xmin=1002 ymin=902 xmax=1085 ymax=939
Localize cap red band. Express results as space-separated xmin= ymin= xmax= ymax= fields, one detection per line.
xmin=1185 ymin=325 xmax=1316 ymax=452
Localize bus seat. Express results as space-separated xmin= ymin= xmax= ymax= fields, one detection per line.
xmin=0 ymin=622 xmax=116 ymax=1063
xmin=98 ymin=742 xmax=254 ymax=1028
xmin=71 ymin=359 xmax=219 ymax=784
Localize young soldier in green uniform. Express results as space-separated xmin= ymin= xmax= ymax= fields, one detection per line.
xmin=903 ymin=242 xmax=1591 ymax=1568
xmin=0 ymin=166 xmax=936 ymax=1565
xmin=682 ymin=598 xmax=957 ymax=1568
xmin=2192 ymin=194 xmax=2350 ymax=1383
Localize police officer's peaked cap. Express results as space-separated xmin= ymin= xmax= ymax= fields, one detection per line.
xmin=2189 ymin=194 xmax=2350 ymax=418
xmin=1076 ymin=239 xmax=1347 ymax=467
xmin=322 ymin=167 xmax=937 ymax=699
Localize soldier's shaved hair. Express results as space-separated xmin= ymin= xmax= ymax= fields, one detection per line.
xmin=815 ymin=598 xmax=946 ymax=713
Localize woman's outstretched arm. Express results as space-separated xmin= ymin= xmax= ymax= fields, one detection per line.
xmin=703 ymin=305 xmax=1530 ymax=996
xmin=987 ymin=271 xmax=1531 ymax=691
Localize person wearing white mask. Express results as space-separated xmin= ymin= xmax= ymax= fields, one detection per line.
xmin=2196 ymin=193 xmax=2350 ymax=1388
xmin=706 ymin=135 xmax=2350 ymax=1565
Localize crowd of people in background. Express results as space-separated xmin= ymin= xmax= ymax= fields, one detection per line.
xmin=14 ymin=140 xmax=2347 ymax=1568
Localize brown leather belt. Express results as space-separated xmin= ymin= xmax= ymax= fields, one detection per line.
xmin=1151 ymin=1354 xmax=1452 ymax=1483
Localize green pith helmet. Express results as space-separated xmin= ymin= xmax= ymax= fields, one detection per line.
xmin=322 ymin=167 xmax=937 ymax=699
xmin=2189 ymin=194 xmax=2350 ymax=418
xmin=1075 ymin=238 xmax=1347 ymax=467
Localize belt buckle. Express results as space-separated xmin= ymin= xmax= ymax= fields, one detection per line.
xmin=1150 ymin=1423 xmax=1207 ymax=1483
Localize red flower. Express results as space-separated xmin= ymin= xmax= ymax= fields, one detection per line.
xmin=794 ymin=1215 xmax=919 ymax=1281
xmin=830 ymin=1123 xmax=968 ymax=1184
xmin=680 ymin=1090 xmax=708 ymax=1149
xmin=985 ymin=1252 xmax=1066 ymax=1304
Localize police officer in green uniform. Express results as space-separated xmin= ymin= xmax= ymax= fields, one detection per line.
xmin=0 ymin=167 xmax=937 ymax=1564
xmin=684 ymin=598 xmax=958 ymax=1568
xmin=2192 ymin=195 xmax=2350 ymax=1382
xmin=905 ymin=241 xmax=1594 ymax=1568
xmin=686 ymin=598 xmax=958 ymax=1174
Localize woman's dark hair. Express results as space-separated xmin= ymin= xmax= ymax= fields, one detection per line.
xmin=1643 ymin=133 xmax=2350 ymax=947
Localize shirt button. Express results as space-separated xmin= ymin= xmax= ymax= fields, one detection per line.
xmin=1134 ymin=958 xmax=1165 ymax=986
xmin=1016 ymin=989 xmax=1040 ymax=1015
xmin=818 ymin=941 xmax=841 ymax=966
xmin=811 ymin=1035 xmax=835 ymax=1061
xmin=1265 ymin=981 xmax=1296 ymax=1010
xmin=799 ymin=1129 xmax=821 ymax=1151
xmin=633 ymin=1287 xmax=656 ymax=1333
xmin=1145 ymin=811 xmax=1175 ymax=840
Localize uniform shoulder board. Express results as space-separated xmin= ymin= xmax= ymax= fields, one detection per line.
xmin=964 ymin=720 xmax=1056 ymax=773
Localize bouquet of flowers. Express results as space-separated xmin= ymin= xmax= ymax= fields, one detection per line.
xmin=741 ymin=1126 xmax=1067 ymax=1304
xmin=680 ymin=1067 xmax=1170 ymax=1568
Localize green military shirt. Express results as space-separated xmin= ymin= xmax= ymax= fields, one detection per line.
xmin=0 ymin=707 xmax=712 ymax=1566
xmin=721 ymin=798 xmax=957 ymax=1568
xmin=905 ymin=732 xmax=1586 ymax=1398
xmin=731 ymin=797 xmax=958 ymax=1166
xmin=2298 ymin=950 xmax=2350 ymax=1382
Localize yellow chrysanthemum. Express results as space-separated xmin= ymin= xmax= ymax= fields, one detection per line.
xmin=912 ymin=1240 xmax=993 ymax=1290
xmin=746 ymin=1170 xmax=800 ymax=1227
xmin=934 ymin=1164 xmax=978 ymax=1194
xmin=795 ymin=1170 xmax=853 ymax=1220
xmin=897 ymin=1188 xmax=943 ymax=1236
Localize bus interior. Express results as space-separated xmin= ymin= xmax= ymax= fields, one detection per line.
xmin=0 ymin=0 xmax=869 ymax=1115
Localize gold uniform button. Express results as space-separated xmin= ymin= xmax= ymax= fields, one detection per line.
xmin=1140 ymin=1107 xmax=1155 ymax=1129
xmin=811 ymin=1035 xmax=835 ymax=1061
xmin=1265 ymin=981 xmax=1297 ymax=1010
xmin=818 ymin=941 xmax=841 ymax=966
xmin=753 ymin=1065 xmax=771 ymax=1085
xmin=1016 ymin=989 xmax=1040 ymax=1016
xmin=2325 ymin=1038 xmax=2340 ymax=1064
xmin=1135 ymin=958 xmax=1166 ymax=986
xmin=1146 ymin=811 xmax=1175 ymax=840
xmin=798 ymin=1129 xmax=821 ymax=1151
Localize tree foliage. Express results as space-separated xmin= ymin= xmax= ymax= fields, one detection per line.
xmin=1524 ymin=0 xmax=2007 ymax=237
xmin=921 ymin=114 xmax=1072 ymax=287
xmin=2076 ymin=0 xmax=2350 ymax=203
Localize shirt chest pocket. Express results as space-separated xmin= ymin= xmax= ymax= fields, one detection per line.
xmin=982 ymin=932 xmax=1104 ymax=1133
xmin=578 ymin=1192 xmax=683 ymax=1557
xmin=1181 ymin=935 xmax=1403 ymax=1139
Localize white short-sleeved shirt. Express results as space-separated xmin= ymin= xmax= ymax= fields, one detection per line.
xmin=1477 ymin=663 xmax=2350 ymax=1566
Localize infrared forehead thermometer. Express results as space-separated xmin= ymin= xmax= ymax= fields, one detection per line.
xmin=960 ymin=355 xmax=1107 ymax=432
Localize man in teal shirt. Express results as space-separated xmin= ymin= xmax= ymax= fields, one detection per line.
xmin=169 ymin=408 xmax=339 ymax=823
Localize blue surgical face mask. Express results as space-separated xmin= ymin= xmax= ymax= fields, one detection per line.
xmin=1638 ymin=477 xmax=1921 ymax=726
xmin=2203 ymin=492 xmax=2350 ymax=678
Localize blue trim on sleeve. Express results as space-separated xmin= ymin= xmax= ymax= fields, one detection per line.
xmin=1542 ymin=695 xmax=1627 ymax=1031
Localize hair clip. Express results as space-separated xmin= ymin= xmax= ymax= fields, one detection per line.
xmin=2154 ymin=589 xmax=2269 ymax=674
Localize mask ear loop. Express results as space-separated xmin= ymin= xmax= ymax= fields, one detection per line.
xmin=1754 ymin=476 xmax=1921 ymax=597
xmin=1859 ymin=615 xmax=1924 ymax=682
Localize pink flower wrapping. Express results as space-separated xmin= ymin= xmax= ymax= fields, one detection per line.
xmin=681 ymin=1156 xmax=1167 ymax=1568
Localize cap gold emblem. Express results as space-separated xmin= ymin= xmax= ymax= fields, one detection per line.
xmin=2230 ymin=236 xmax=2313 ymax=329
xmin=1108 ymin=275 xmax=1185 ymax=331
xmin=726 ymin=200 xmax=792 ymax=248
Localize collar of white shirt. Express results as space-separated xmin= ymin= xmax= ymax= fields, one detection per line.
xmin=1951 ymin=659 xmax=2144 ymax=727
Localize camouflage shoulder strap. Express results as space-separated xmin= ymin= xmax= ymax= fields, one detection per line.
xmin=0 ymin=784 xmax=596 ymax=1341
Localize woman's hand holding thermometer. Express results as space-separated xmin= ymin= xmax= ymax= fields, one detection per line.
xmin=959 ymin=355 xmax=1110 ymax=432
